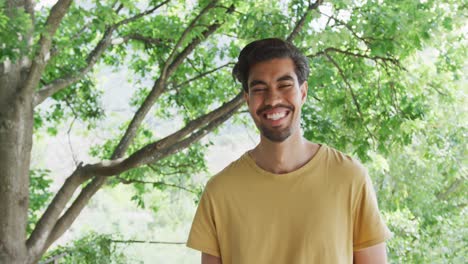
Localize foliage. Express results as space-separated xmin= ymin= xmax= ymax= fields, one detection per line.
xmin=300 ymin=0 xmax=464 ymax=161
xmin=374 ymin=91 xmax=467 ymax=263
xmin=0 ymin=2 xmax=31 ymax=62
xmin=28 ymin=169 xmax=53 ymax=235
xmin=41 ymin=232 xmax=129 ymax=264
xmin=366 ymin=22 xmax=467 ymax=262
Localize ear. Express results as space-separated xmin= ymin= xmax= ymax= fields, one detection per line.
xmin=300 ymin=81 xmax=308 ymax=104
xmin=243 ymin=91 xmax=249 ymax=106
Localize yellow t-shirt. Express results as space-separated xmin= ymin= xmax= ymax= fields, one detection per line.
xmin=187 ymin=145 xmax=391 ymax=263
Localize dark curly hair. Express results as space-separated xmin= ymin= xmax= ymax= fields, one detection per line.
xmin=232 ymin=38 xmax=310 ymax=93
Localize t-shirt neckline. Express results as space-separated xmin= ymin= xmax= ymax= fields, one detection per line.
xmin=242 ymin=144 xmax=326 ymax=179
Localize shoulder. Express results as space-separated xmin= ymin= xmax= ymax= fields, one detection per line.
xmin=322 ymin=145 xmax=368 ymax=185
xmin=204 ymin=153 xmax=249 ymax=193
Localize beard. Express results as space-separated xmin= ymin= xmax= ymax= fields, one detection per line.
xmin=259 ymin=125 xmax=292 ymax=142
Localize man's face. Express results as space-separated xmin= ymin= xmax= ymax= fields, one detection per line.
xmin=244 ymin=58 xmax=307 ymax=142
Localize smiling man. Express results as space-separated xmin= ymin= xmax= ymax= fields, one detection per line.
xmin=187 ymin=38 xmax=391 ymax=264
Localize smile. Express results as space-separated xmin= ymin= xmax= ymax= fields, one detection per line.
xmin=262 ymin=110 xmax=291 ymax=122
xmin=265 ymin=111 xmax=287 ymax=120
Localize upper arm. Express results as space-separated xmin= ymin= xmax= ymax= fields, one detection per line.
xmin=202 ymin=252 xmax=222 ymax=264
xmin=353 ymin=172 xmax=392 ymax=249
xmin=353 ymin=242 xmax=388 ymax=264
xmin=187 ymin=187 xmax=221 ymax=257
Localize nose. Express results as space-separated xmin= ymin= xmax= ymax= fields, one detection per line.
xmin=264 ymin=89 xmax=283 ymax=106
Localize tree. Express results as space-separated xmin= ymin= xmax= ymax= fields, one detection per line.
xmin=369 ymin=22 xmax=467 ymax=262
xmin=0 ymin=0 xmax=463 ymax=262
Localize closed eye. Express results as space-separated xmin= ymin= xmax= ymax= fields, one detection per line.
xmin=252 ymin=87 xmax=267 ymax=92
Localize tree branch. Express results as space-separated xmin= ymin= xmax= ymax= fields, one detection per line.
xmin=39 ymin=252 xmax=68 ymax=264
xmin=309 ymin=47 xmax=402 ymax=68
xmin=26 ymin=163 xmax=90 ymax=257
xmin=49 ymin=21 xmax=93 ymax=59
xmin=160 ymin=0 xmax=219 ymax=78
xmin=167 ymin=24 xmax=229 ymax=76
xmin=166 ymin=5 xmax=235 ymax=76
xmin=156 ymin=98 xmax=242 ymax=163
xmin=112 ymin=79 xmax=166 ymax=159
xmin=23 ymin=0 xmax=35 ymax=50
xmin=324 ymin=54 xmax=363 ymax=117
xmin=121 ymin=33 xmax=169 ymax=47
xmin=34 ymin=27 xmax=113 ymax=106
xmin=65 ymin=116 xmax=78 ymax=166
xmin=40 ymin=176 xmax=106 ymax=256
xmin=157 ymin=162 xmax=197 ymax=171
xmin=116 ymin=175 xmax=199 ymax=194
xmin=171 ymin=62 xmax=234 ymax=90
xmin=39 ymin=93 xmax=243 ymax=253
xmin=146 ymin=164 xmax=191 ymax=177
xmin=22 ymin=0 xmax=73 ymax=95
xmin=126 ymin=92 xmax=243 ymax=165
xmin=33 ymin=0 xmax=170 ymax=106
xmin=328 ymin=13 xmax=369 ymax=45
xmin=286 ymin=0 xmax=323 ymax=42
xmin=110 ymin=1 xmax=219 ymax=158
xmin=114 ymin=0 xmax=170 ymax=27
xmin=437 ymin=177 xmax=466 ymax=200
xmin=110 ymin=239 xmax=186 ymax=245
xmin=324 ymin=53 xmax=377 ymax=141
xmin=113 ymin=2 xmax=124 ymax=13
xmin=112 ymin=3 xmax=233 ymax=159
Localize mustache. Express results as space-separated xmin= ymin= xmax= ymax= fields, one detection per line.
xmin=256 ymin=104 xmax=294 ymax=116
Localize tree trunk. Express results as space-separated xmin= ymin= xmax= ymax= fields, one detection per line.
xmin=0 ymin=62 xmax=34 ymax=263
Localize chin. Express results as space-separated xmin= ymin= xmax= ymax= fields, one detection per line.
xmin=261 ymin=129 xmax=292 ymax=142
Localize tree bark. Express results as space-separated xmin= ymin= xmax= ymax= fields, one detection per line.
xmin=0 ymin=0 xmax=71 ymax=262
xmin=0 ymin=63 xmax=33 ymax=263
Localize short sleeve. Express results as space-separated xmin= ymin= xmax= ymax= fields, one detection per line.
xmin=186 ymin=187 xmax=221 ymax=257
xmin=353 ymin=173 xmax=392 ymax=251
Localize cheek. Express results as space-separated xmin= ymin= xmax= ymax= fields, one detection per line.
xmin=286 ymin=91 xmax=301 ymax=104
xmin=248 ymin=97 xmax=261 ymax=108
xmin=247 ymin=100 xmax=259 ymax=116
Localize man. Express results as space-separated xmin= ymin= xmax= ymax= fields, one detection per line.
xmin=187 ymin=38 xmax=391 ymax=264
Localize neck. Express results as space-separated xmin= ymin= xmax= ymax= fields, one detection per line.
xmin=250 ymin=131 xmax=319 ymax=174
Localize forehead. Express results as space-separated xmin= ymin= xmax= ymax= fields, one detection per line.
xmin=248 ymin=58 xmax=297 ymax=83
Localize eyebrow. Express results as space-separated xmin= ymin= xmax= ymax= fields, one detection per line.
xmin=249 ymin=75 xmax=294 ymax=88
xmin=276 ymin=74 xmax=294 ymax=82
xmin=276 ymin=75 xmax=294 ymax=82
xmin=248 ymin=79 xmax=267 ymax=88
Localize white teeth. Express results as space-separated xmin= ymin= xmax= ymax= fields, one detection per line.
xmin=266 ymin=112 xmax=286 ymax=120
